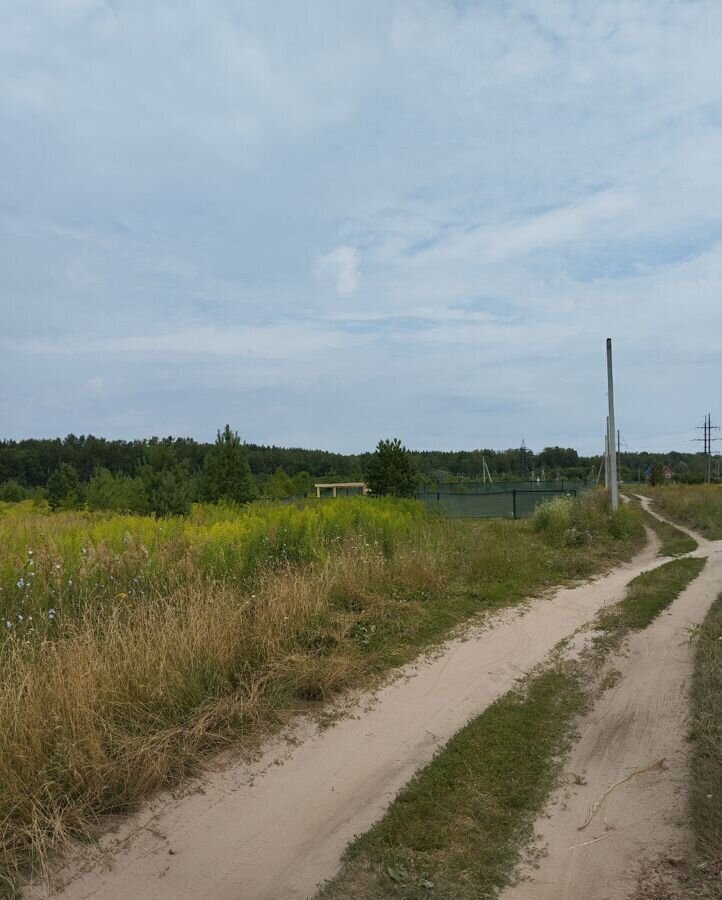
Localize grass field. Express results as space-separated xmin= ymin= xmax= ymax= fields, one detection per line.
xmin=0 ymin=492 xmax=642 ymax=891
xmin=633 ymin=484 xmax=722 ymax=541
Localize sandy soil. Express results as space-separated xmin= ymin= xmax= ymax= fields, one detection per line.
xmin=26 ymin=510 xmax=704 ymax=900
xmin=499 ymin=497 xmax=721 ymax=900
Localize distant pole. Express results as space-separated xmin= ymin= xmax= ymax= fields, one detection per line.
xmin=606 ymin=339 xmax=619 ymax=510
xmin=705 ymin=414 xmax=721 ymax=482
xmin=617 ymin=429 xmax=621 ymax=482
xmin=595 ymin=455 xmax=604 ymax=486
xmin=707 ymin=413 xmax=712 ymax=483
xmin=483 ymin=457 xmax=494 ymax=485
xmin=695 ymin=413 xmax=714 ymax=482
xmin=604 ymin=420 xmax=609 ymax=489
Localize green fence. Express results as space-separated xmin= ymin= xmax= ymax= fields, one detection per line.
xmin=423 ymin=479 xmax=594 ymax=495
xmin=416 ymin=487 xmax=579 ymax=519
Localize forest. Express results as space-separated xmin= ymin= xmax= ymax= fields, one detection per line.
xmin=0 ymin=430 xmax=714 ymax=511
xmin=0 ymin=434 xmax=718 ymax=495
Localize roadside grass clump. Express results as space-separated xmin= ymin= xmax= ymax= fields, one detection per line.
xmin=532 ymin=488 xmax=641 ymax=547
xmin=319 ymin=663 xmax=587 ymax=900
xmin=644 ymin=511 xmax=698 ymax=557
xmin=634 ymin=485 xmax=722 ymax=541
xmin=0 ymin=493 xmax=645 ymax=890
xmin=689 ymin=594 xmax=721 ymax=898
xmin=596 ymin=557 xmax=706 ymax=636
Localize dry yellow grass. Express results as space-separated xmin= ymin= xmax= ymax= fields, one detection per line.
xmin=0 ymin=494 xmax=643 ymax=894
xmin=0 ymin=538 xmax=450 ymax=888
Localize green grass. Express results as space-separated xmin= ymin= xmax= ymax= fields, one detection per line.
xmin=596 ymin=557 xmax=706 ymax=634
xmin=321 ymin=542 xmax=707 ymax=900
xmin=689 ymin=594 xmax=722 ymax=898
xmin=653 ymin=520 xmax=698 ymax=557
xmin=642 ymin=509 xmax=698 ymax=557
xmin=634 ymin=485 xmax=722 ymax=541
xmin=622 ymin=491 xmax=697 ymax=557
xmin=319 ymin=663 xmax=587 ymax=900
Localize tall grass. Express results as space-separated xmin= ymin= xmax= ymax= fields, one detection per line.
xmin=531 ymin=488 xmax=640 ymax=546
xmin=634 ymin=484 xmax=722 ymax=540
xmin=0 ymin=494 xmax=643 ymax=892
xmin=0 ymin=497 xmax=421 ymax=637
xmin=689 ymin=595 xmax=721 ymax=898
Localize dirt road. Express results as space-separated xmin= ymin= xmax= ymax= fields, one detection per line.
xmin=27 ymin=506 xmax=715 ymax=900
xmin=499 ymin=497 xmax=721 ymax=900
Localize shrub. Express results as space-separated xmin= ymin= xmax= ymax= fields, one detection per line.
xmin=47 ymin=464 xmax=84 ymax=511
xmin=532 ymin=490 xmax=641 ymax=547
xmin=0 ymin=480 xmax=27 ymax=503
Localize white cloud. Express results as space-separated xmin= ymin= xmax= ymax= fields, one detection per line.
xmin=313 ymin=245 xmax=360 ymax=297
xmin=0 ymin=0 xmax=719 ymax=451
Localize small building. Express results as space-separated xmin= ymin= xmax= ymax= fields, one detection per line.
xmin=315 ymin=482 xmax=368 ymax=498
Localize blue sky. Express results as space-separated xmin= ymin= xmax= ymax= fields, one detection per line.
xmin=1 ymin=0 xmax=720 ymax=455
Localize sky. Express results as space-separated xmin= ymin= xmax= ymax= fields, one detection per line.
xmin=1 ymin=0 xmax=720 ymax=455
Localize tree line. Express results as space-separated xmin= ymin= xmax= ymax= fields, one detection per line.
xmin=0 ymin=430 xmax=714 ymax=514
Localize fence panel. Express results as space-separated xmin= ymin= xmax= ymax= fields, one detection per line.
xmin=417 ymin=491 xmax=514 ymax=518
xmin=416 ymin=488 xmax=580 ymax=519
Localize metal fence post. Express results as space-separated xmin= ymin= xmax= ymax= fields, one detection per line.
xmin=512 ymin=489 xmax=517 ymax=518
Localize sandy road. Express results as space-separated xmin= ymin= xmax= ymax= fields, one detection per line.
xmin=27 ymin=507 xmax=711 ymax=900
xmin=500 ymin=497 xmax=721 ymax=900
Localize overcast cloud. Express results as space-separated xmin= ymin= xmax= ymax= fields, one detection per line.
xmin=1 ymin=0 xmax=720 ymax=454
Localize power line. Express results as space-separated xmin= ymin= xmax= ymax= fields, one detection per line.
xmin=693 ymin=413 xmax=720 ymax=483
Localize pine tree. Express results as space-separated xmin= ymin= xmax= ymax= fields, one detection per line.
xmin=204 ymin=425 xmax=256 ymax=504
xmin=137 ymin=445 xmax=191 ymax=516
xmin=366 ymin=438 xmax=419 ymax=498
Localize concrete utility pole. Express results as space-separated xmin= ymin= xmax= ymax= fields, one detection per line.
xmin=604 ymin=421 xmax=609 ymax=489
xmin=606 ymin=339 xmax=619 ymax=510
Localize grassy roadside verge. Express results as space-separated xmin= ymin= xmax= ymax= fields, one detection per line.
xmin=0 ymin=492 xmax=644 ymax=893
xmin=688 ymin=594 xmax=721 ymax=899
xmin=643 ymin=509 xmax=698 ymax=557
xmin=319 ymin=557 xmax=706 ymax=900
xmin=623 ymin=492 xmax=698 ymax=557
xmin=633 ymin=485 xmax=722 ymax=541
xmin=596 ymin=557 xmax=706 ymax=636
